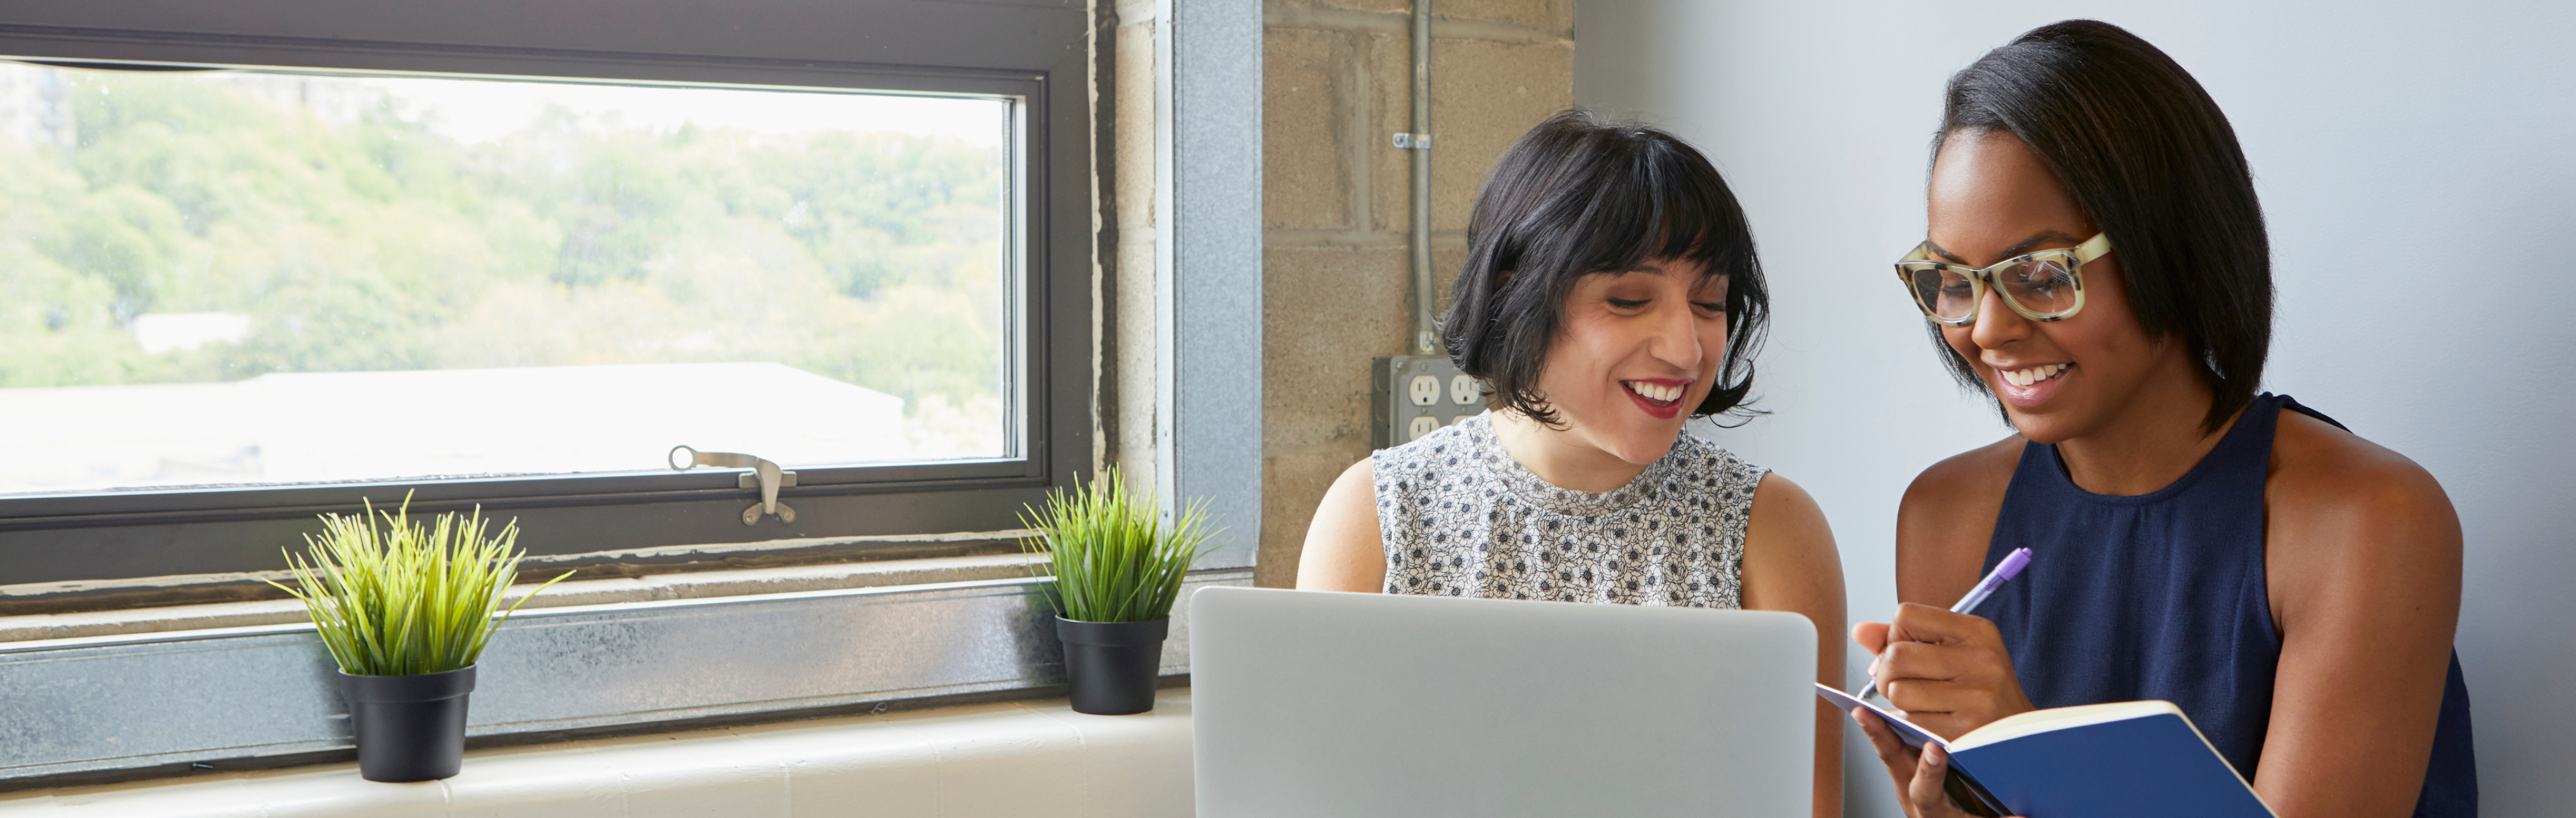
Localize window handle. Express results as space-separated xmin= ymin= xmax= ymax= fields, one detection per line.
xmin=667 ymin=446 xmax=798 ymax=525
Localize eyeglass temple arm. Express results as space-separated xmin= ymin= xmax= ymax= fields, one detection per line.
xmin=2073 ymin=231 xmax=2113 ymax=263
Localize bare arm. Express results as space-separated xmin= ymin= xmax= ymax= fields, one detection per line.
xmin=2251 ymin=414 xmax=2463 ymax=818
xmin=1853 ymin=437 xmax=2027 ymax=818
xmin=1739 ymin=472 xmax=1847 ymax=818
xmin=1294 ymin=458 xmax=1386 ymax=592
xmin=1861 ymin=437 xmax=2035 ymax=741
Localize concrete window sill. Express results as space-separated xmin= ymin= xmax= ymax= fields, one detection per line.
xmin=0 ymin=690 xmax=1195 ymax=817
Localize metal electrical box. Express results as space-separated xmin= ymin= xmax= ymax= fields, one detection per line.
xmin=1372 ymin=354 xmax=1486 ymax=449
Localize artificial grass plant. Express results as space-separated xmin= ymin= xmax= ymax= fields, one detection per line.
xmin=266 ymin=496 xmax=572 ymax=677
xmin=1020 ymin=467 xmax=1217 ymax=623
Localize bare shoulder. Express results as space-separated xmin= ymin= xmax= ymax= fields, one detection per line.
xmin=2265 ymin=411 xmax=2462 ymax=609
xmin=1741 ymin=471 xmax=1845 ymax=609
xmin=1750 ymin=471 xmax=1828 ymax=530
xmin=2269 ymin=410 xmax=2453 ymax=520
xmin=1894 ymin=434 xmax=2023 ymax=604
xmin=1745 ymin=471 xmax=1836 ymax=564
xmin=1293 ymin=457 xmax=1388 ymax=592
xmin=1902 ymin=434 xmax=2023 ymax=515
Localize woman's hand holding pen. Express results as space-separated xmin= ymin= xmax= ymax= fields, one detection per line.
xmin=1850 ymin=603 xmax=2037 ymax=818
xmin=1853 ymin=603 xmax=2036 ymax=739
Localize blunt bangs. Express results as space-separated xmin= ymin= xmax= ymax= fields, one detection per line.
xmin=1444 ymin=109 xmax=1769 ymax=427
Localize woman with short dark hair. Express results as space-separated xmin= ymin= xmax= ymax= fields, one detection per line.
xmin=1298 ymin=109 xmax=1848 ymax=817
xmin=1851 ymin=20 xmax=2475 ymax=818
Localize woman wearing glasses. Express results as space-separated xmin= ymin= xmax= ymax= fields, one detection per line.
xmin=1850 ymin=20 xmax=2473 ymax=818
xmin=1298 ymin=110 xmax=1849 ymax=817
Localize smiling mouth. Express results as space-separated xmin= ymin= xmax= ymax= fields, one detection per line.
xmin=1622 ymin=380 xmax=1685 ymax=406
xmin=1998 ymin=363 xmax=2070 ymax=388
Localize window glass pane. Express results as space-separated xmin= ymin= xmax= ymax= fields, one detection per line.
xmin=0 ymin=62 xmax=1014 ymax=495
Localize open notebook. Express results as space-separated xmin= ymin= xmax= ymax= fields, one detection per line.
xmin=1818 ymin=684 xmax=2277 ymax=818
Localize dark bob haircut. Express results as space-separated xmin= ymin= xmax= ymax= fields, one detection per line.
xmin=1935 ymin=20 xmax=2271 ymax=433
xmin=1444 ymin=109 xmax=1769 ymax=426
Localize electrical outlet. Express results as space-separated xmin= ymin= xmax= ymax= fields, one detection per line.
xmin=1408 ymin=375 xmax=1441 ymax=406
xmin=1407 ymin=416 xmax=1439 ymax=439
xmin=1373 ymin=355 xmax=1489 ymax=448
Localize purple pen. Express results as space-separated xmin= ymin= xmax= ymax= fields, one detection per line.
xmin=1857 ymin=547 xmax=2033 ymax=701
xmin=1949 ymin=547 xmax=2034 ymax=616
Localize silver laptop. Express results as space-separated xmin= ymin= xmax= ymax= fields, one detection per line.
xmin=1189 ymin=586 xmax=1815 ymax=817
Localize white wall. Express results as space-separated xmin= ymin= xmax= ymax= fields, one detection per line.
xmin=1575 ymin=2 xmax=2576 ymax=815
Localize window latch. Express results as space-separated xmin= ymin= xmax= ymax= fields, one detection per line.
xmin=667 ymin=446 xmax=797 ymax=525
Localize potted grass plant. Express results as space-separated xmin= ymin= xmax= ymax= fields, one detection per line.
xmin=267 ymin=498 xmax=571 ymax=782
xmin=1021 ymin=467 xmax=1216 ymax=715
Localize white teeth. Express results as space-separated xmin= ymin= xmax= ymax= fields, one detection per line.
xmin=1999 ymin=363 xmax=2067 ymax=388
xmin=1623 ymin=381 xmax=1682 ymax=403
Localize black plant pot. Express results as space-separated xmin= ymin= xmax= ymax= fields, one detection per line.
xmin=338 ymin=665 xmax=476 ymax=782
xmin=1056 ymin=616 xmax=1169 ymax=715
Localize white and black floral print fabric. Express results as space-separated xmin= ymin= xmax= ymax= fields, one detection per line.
xmin=1371 ymin=412 xmax=1764 ymax=607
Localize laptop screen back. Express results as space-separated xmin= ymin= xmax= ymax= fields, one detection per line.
xmin=1189 ymin=587 xmax=1815 ymax=817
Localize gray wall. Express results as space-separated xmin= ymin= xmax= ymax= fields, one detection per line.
xmin=1575 ymin=1 xmax=2576 ymax=815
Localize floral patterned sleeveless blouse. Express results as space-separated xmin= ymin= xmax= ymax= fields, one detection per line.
xmin=1370 ymin=412 xmax=1767 ymax=607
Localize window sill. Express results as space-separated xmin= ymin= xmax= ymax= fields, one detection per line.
xmin=0 ymin=567 xmax=1250 ymax=786
xmin=0 ymin=689 xmax=1196 ymax=817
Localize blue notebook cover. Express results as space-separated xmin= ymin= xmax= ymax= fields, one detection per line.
xmin=1949 ymin=708 xmax=2273 ymax=818
xmin=1816 ymin=687 xmax=2275 ymax=818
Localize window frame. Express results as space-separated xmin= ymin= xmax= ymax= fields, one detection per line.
xmin=0 ymin=0 xmax=1098 ymax=587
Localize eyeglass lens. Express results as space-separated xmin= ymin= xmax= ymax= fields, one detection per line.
xmin=1903 ymin=257 xmax=2079 ymax=321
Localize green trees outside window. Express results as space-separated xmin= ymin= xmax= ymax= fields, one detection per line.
xmin=0 ymin=65 xmax=1008 ymax=442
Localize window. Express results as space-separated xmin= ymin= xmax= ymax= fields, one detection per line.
xmin=0 ymin=0 xmax=1098 ymax=588
xmin=0 ymin=1 xmax=1263 ymax=786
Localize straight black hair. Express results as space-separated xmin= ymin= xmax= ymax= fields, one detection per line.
xmin=1935 ymin=20 xmax=2271 ymax=433
xmin=1445 ymin=109 xmax=1768 ymax=426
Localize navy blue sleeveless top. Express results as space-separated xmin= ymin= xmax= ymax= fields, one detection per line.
xmin=1979 ymin=393 xmax=2476 ymax=816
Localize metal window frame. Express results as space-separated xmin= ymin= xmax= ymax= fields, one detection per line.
xmin=0 ymin=0 xmax=1100 ymax=586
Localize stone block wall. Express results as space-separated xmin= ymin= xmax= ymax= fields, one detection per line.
xmin=1257 ymin=0 xmax=1574 ymax=586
